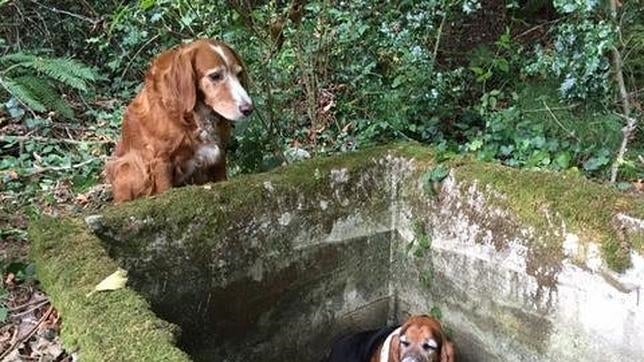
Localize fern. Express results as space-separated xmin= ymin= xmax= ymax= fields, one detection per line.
xmin=51 ymin=57 xmax=96 ymax=82
xmin=30 ymin=57 xmax=92 ymax=92
xmin=1 ymin=53 xmax=97 ymax=91
xmin=1 ymin=78 xmax=47 ymax=112
xmin=14 ymin=76 xmax=74 ymax=119
xmin=0 ymin=52 xmax=96 ymax=118
xmin=0 ymin=52 xmax=36 ymax=64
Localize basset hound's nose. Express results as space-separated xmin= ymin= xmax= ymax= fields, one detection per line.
xmin=240 ymin=103 xmax=253 ymax=117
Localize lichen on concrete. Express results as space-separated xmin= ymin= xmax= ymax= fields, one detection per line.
xmin=28 ymin=142 xmax=644 ymax=362
xmin=449 ymin=161 xmax=644 ymax=272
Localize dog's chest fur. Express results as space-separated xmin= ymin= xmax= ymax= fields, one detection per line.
xmin=175 ymin=103 xmax=231 ymax=184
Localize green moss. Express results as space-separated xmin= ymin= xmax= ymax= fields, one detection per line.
xmin=98 ymin=144 xmax=401 ymax=251
xmin=29 ymin=217 xmax=189 ymax=362
xmin=454 ymin=162 xmax=644 ymax=272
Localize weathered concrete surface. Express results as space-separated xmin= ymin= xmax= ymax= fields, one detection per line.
xmin=31 ymin=144 xmax=644 ymax=361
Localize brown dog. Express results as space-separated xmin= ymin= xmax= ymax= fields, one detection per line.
xmin=327 ymin=315 xmax=455 ymax=362
xmin=105 ymin=39 xmax=252 ymax=203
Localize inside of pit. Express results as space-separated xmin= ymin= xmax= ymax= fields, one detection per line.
xmin=96 ymin=229 xmax=454 ymax=362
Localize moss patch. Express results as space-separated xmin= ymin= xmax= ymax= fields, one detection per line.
xmin=29 ymin=217 xmax=189 ymax=362
xmin=453 ymin=162 xmax=644 ymax=271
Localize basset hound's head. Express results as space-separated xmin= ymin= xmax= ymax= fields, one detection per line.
xmin=151 ymin=39 xmax=253 ymax=122
xmin=390 ymin=315 xmax=455 ymax=362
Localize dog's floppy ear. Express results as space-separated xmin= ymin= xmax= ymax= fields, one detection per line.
xmin=440 ymin=340 xmax=455 ymax=362
xmin=438 ymin=326 xmax=455 ymax=362
xmin=389 ymin=333 xmax=402 ymax=362
xmin=158 ymin=46 xmax=197 ymax=115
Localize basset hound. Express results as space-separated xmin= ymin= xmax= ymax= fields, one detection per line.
xmin=327 ymin=315 xmax=456 ymax=362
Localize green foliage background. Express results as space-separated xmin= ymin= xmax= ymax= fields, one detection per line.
xmin=0 ymin=0 xmax=642 ymax=215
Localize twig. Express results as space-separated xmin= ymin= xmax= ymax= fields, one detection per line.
xmin=29 ymin=157 xmax=106 ymax=175
xmin=522 ymin=103 xmax=580 ymax=113
xmin=609 ymin=0 xmax=636 ymax=184
xmin=119 ymin=34 xmax=161 ymax=80
xmin=0 ymin=305 xmax=54 ymax=361
xmin=10 ymin=300 xmax=50 ymax=319
xmin=515 ymin=19 xmax=561 ymax=39
xmin=542 ymin=100 xmax=580 ymax=141
xmin=0 ymin=135 xmax=113 ymax=145
xmin=78 ymin=0 xmax=98 ymax=16
xmin=27 ymin=0 xmax=99 ymax=25
xmin=8 ymin=297 xmax=49 ymax=312
xmin=432 ymin=10 xmax=448 ymax=64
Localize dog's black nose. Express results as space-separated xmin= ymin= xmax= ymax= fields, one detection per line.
xmin=240 ymin=103 xmax=254 ymax=117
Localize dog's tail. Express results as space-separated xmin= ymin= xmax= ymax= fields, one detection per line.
xmin=104 ymin=151 xmax=152 ymax=203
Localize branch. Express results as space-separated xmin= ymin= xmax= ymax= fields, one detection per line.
xmin=432 ymin=10 xmax=448 ymax=64
xmin=0 ymin=135 xmax=113 ymax=145
xmin=27 ymin=0 xmax=99 ymax=25
xmin=28 ymin=157 xmax=106 ymax=176
xmin=608 ymin=0 xmax=636 ymax=184
xmin=542 ymin=100 xmax=580 ymax=142
xmin=119 ymin=34 xmax=161 ymax=80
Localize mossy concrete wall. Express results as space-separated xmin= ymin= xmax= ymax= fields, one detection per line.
xmin=30 ymin=144 xmax=644 ymax=361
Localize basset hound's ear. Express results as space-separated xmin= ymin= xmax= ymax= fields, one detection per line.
xmin=389 ymin=333 xmax=402 ymax=362
xmin=440 ymin=336 xmax=456 ymax=362
xmin=157 ymin=46 xmax=197 ymax=115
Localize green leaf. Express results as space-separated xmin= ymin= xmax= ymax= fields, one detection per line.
xmin=616 ymin=182 xmax=632 ymax=191
xmin=0 ymin=306 xmax=7 ymax=323
xmin=554 ymin=152 xmax=572 ymax=169
xmin=468 ymin=139 xmax=484 ymax=151
xmin=392 ymin=74 xmax=405 ymax=88
xmin=489 ymin=96 xmax=497 ymax=109
xmin=139 ymin=0 xmax=156 ymax=10
xmin=0 ymin=52 xmax=35 ymax=64
xmin=427 ymin=164 xmax=449 ymax=183
xmin=1 ymin=78 xmax=47 ymax=112
xmin=496 ymin=58 xmax=510 ymax=73
xmin=14 ymin=76 xmax=74 ymax=119
xmin=470 ymin=66 xmax=484 ymax=75
xmin=583 ymin=154 xmax=610 ymax=171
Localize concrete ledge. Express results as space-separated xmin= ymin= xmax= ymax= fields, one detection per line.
xmin=30 ymin=144 xmax=644 ymax=361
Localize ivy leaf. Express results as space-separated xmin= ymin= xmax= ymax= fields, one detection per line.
xmin=427 ymin=164 xmax=449 ymax=183
xmin=496 ymin=58 xmax=510 ymax=73
xmin=422 ymin=164 xmax=450 ymax=196
xmin=583 ymin=154 xmax=610 ymax=171
xmin=555 ymin=152 xmax=572 ymax=169
xmin=392 ymin=75 xmax=405 ymax=88
xmin=139 ymin=0 xmax=156 ymax=10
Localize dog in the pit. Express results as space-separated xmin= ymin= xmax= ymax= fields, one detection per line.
xmin=326 ymin=315 xmax=456 ymax=362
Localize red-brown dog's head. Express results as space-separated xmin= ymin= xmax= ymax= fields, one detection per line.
xmin=390 ymin=315 xmax=455 ymax=362
xmin=151 ymin=39 xmax=252 ymax=121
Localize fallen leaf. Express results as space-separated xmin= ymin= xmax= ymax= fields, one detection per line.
xmin=633 ymin=179 xmax=643 ymax=193
xmin=86 ymin=268 xmax=128 ymax=297
xmin=5 ymin=273 xmax=15 ymax=286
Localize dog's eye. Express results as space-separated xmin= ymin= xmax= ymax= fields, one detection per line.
xmin=209 ymin=72 xmax=223 ymax=82
xmin=400 ymin=340 xmax=410 ymax=348
xmin=422 ymin=343 xmax=437 ymax=351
